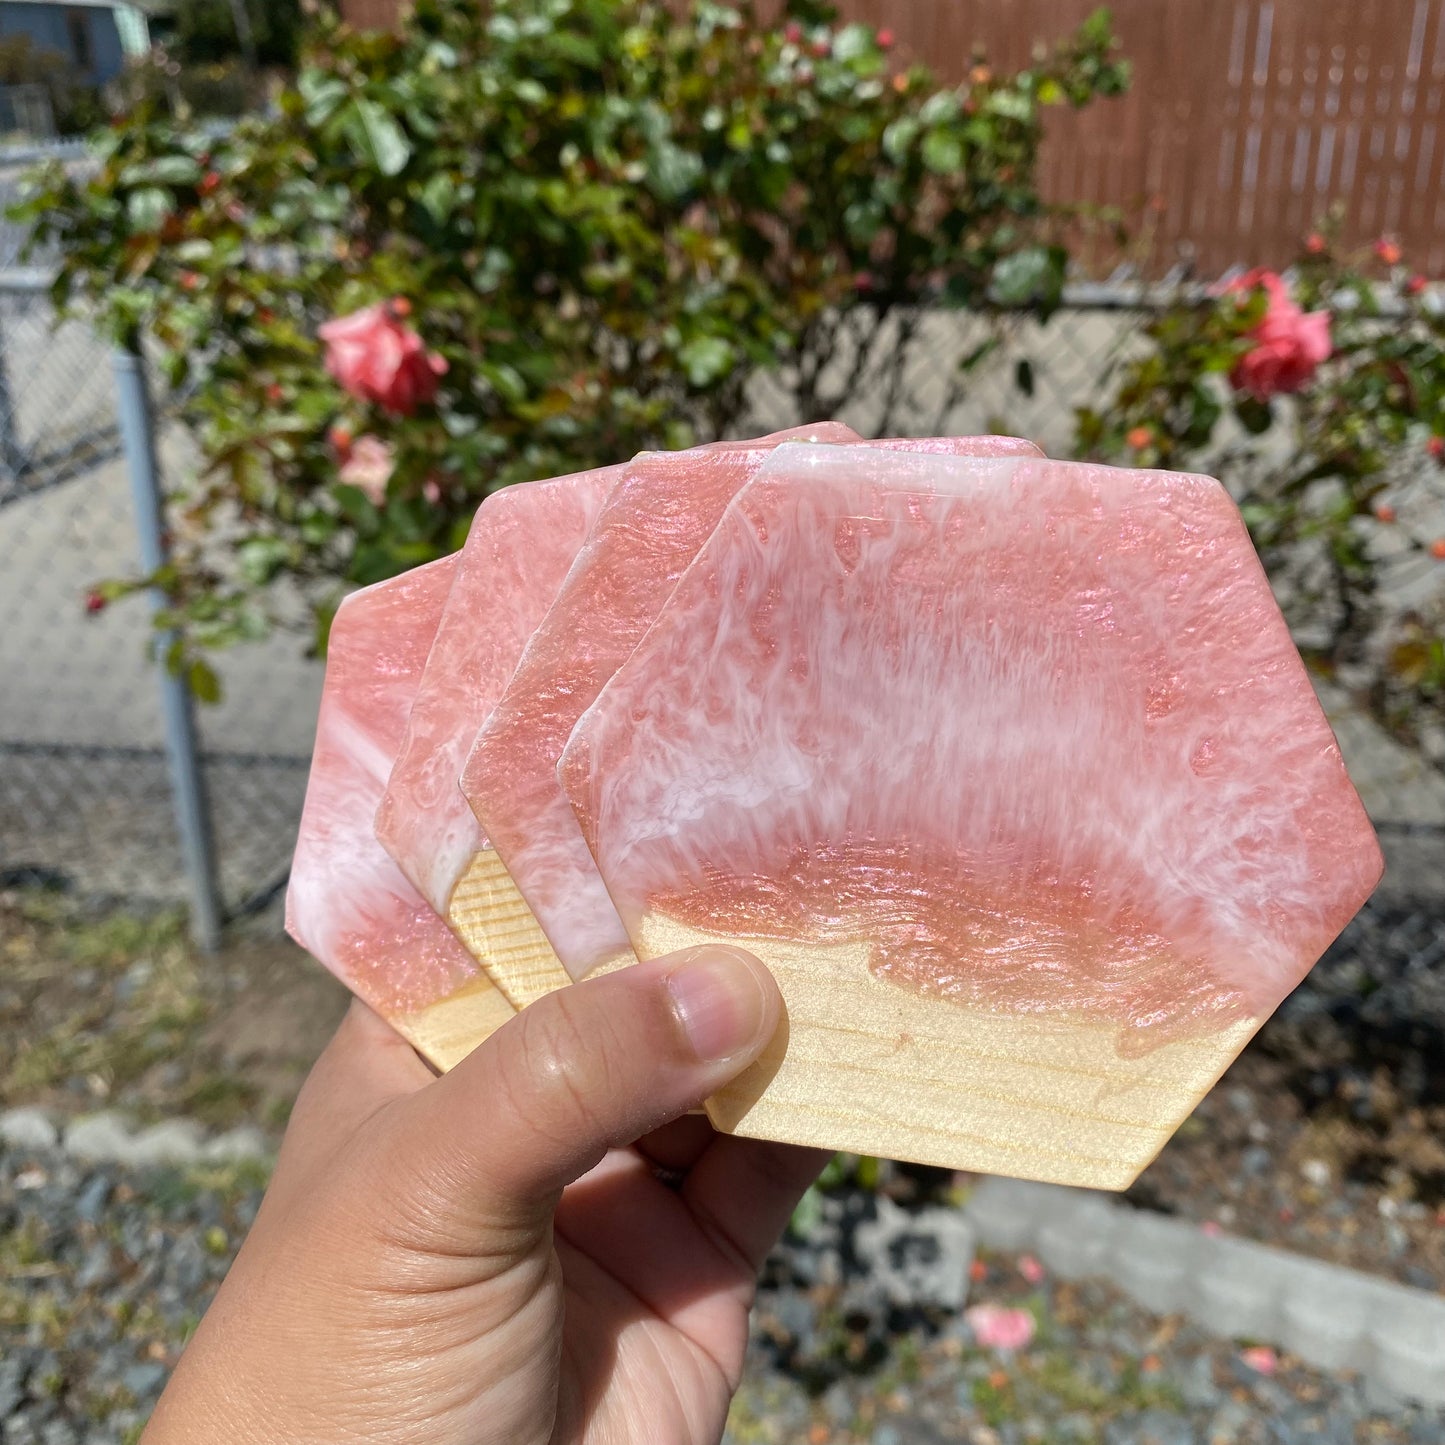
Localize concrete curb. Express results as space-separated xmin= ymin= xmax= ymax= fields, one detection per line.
xmin=964 ymin=1176 xmax=1445 ymax=1409
xmin=5 ymin=1107 xmax=1441 ymax=1407
xmin=1 ymin=1107 xmax=272 ymax=1169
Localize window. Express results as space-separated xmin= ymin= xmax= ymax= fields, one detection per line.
xmin=63 ymin=8 xmax=93 ymax=71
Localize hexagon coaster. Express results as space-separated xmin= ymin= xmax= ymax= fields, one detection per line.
xmin=375 ymin=467 xmax=622 ymax=1010
xmin=461 ymin=431 xmax=1041 ymax=1004
xmin=286 ymin=557 xmax=513 ymax=1070
xmin=560 ymin=445 xmax=1383 ymax=1188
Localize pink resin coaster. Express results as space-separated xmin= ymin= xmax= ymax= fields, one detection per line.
xmin=460 ymin=424 xmax=860 ymax=995
xmin=560 ymin=444 xmax=1383 ymax=1188
xmin=286 ymin=558 xmax=512 ymax=1069
xmin=462 ymin=430 xmax=1040 ymax=999
xmin=375 ymin=468 xmax=622 ymax=1001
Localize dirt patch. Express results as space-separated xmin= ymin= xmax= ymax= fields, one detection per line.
xmin=0 ymin=889 xmax=347 ymax=1130
xmin=197 ymin=936 xmax=349 ymax=1115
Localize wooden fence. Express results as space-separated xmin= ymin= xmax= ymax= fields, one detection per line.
xmin=336 ymin=0 xmax=1445 ymax=277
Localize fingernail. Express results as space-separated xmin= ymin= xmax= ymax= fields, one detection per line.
xmin=665 ymin=947 xmax=770 ymax=1063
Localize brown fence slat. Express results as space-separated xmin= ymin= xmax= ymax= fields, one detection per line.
xmin=335 ymin=0 xmax=1445 ymax=277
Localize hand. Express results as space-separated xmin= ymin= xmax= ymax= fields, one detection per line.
xmin=142 ymin=946 xmax=825 ymax=1445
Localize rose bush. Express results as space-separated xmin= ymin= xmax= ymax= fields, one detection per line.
xmin=19 ymin=0 xmax=1127 ymax=688
xmin=1077 ymin=233 xmax=1445 ymax=766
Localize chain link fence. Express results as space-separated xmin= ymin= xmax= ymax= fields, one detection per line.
xmin=0 ymin=144 xmax=317 ymax=917
xmin=0 ymin=145 xmax=1442 ymax=931
xmin=0 ymin=272 xmax=321 ymax=916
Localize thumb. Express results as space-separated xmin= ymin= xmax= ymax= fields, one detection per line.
xmin=398 ymin=945 xmax=780 ymax=1225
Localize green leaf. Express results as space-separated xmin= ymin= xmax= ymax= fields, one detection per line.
xmin=918 ymin=91 xmax=961 ymax=127
xmin=881 ymin=117 xmax=918 ymax=164
xmin=119 ymin=155 xmax=201 ymax=188
xmin=312 ymin=599 xmax=339 ymax=658
xmin=237 ymin=536 xmax=291 ymax=585
xmin=332 ymin=483 xmax=382 ymax=536
xmin=648 ymin=141 xmax=704 ymax=201
xmin=125 ymin=187 xmax=173 ymax=234
xmin=481 ymin=361 xmax=528 ymax=403
xmin=188 ymin=657 xmax=222 ymax=704
xmin=299 ymin=68 xmax=349 ymax=123
xmin=989 ymin=246 xmax=1066 ymax=311
xmin=346 ymin=99 xmax=412 ymax=177
xmin=831 ymin=23 xmax=874 ymax=62
xmin=790 ymin=1184 xmax=824 ymax=1238
xmin=679 ymin=336 xmax=736 ymax=388
xmin=958 ymin=336 xmax=1001 ymax=372
xmin=920 ymin=128 xmax=964 ymax=174
xmin=419 ymin=172 xmax=457 ymax=223
xmin=986 ymin=89 xmax=1036 ymax=123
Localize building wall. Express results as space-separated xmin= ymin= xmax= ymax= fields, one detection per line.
xmin=0 ymin=3 xmax=127 ymax=85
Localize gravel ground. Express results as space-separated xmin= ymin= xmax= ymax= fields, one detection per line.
xmin=1109 ymin=882 xmax=1445 ymax=1294
xmin=4 ymin=1140 xmax=1444 ymax=1445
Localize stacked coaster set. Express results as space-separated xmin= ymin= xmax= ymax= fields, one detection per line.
xmin=286 ymin=429 xmax=1383 ymax=1190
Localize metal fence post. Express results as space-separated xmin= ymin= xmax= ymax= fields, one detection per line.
xmin=112 ymin=344 xmax=223 ymax=952
xmin=0 ymin=303 xmax=30 ymax=485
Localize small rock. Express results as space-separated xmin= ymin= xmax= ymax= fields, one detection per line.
xmin=821 ymin=1380 xmax=853 ymax=1428
xmin=1127 ymin=1411 xmax=1194 ymax=1445
xmin=120 ymin=1361 xmax=168 ymax=1398
xmin=0 ymin=1108 xmax=59 ymax=1153
xmin=165 ymin=1235 xmax=207 ymax=1296
xmin=65 ymin=1114 xmax=133 ymax=1164
xmin=0 ymin=1359 xmax=25 ymax=1419
xmin=200 ymin=1126 xmax=270 ymax=1164
xmin=1300 ymin=1158 xmax=1331 ymax=1188
xmin=74 ymin=1174 xmax=112 ymax=1224
xmin=1177 ymin=1353 xmax=1220 ymax=1410
xmin=75 ymin=1241 xmax=113 ymax=1291
xmin=124 ymin=1120 xmax=204 ymax=1168
xmin=114 ymin=959 xmax=153 ymax=1003
xmin=769 ymin=1289 xmax=815 ymax=1345
xmin=1240 ymin=1145 xmax=1272 ymax=1178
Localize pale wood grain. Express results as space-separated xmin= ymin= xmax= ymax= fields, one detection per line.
xmin=393 ymin=971 xmax=517 ymax=1072
xmin=449 ymin=847 xmax=573 ymax=1010
xmin=632 ymin=914 xmax=1261 ymax=1191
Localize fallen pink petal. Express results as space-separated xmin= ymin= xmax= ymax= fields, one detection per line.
xmin=965 ymin=1305 xmax=1037 ymax=1352
xmin=1241 ymin=1346 xmax=1278 ymax=1376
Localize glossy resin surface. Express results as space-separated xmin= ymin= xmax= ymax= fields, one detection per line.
xmin=286 ymin=558 xmax=510 ymax=1065
xmin=559 ymin=446 xmax=1382 ymax=1181
xmin=462 ymin=425 xmax=862 ymax=979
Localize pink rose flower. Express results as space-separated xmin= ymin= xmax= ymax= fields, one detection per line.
xmin=318 ymin=302 xmax=447 ymax=416
xmin=1228 ymin=271 xmax=1331 ymax=402
xmin=965 ymin=1304 xmax=1036 ymax=1351
xmin=337 ymin=434 xmax=394 ymax=505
